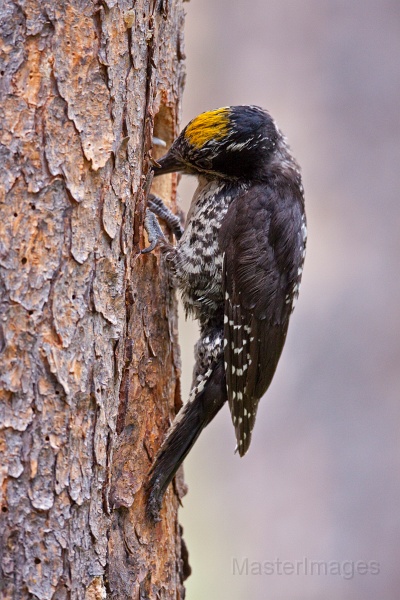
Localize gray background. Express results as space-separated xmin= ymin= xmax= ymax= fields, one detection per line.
xmin=176 ymin=2 xmax=400 ymax=598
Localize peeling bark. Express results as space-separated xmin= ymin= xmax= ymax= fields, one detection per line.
xmin=0 ymin=1 xmax=188 ymax=598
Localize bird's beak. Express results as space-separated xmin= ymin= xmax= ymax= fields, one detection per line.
xmin=152 ymin=151 xmax=183 ymax=176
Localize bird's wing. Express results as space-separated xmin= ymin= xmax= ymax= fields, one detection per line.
xmin=219 ymin=183 xmax=305 ymax=455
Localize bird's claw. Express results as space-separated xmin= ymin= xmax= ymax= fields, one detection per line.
xmin=141 ymin=209 xmax=166 ymax=254
xmin=146 ymin=194 xmax=184 ymax=240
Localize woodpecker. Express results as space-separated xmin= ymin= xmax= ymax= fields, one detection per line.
xmin=142 ymin=105 xmax=306 ymax=520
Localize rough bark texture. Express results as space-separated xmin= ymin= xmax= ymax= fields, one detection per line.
xmin=0 ymin=1 xmax=188 ymax=598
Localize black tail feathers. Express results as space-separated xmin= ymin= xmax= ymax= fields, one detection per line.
xmin=146 ymin=358 xmax=227 ymax=521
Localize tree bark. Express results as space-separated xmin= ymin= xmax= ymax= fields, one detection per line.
xmin=0 ymin=1 xmax=188 ymax=598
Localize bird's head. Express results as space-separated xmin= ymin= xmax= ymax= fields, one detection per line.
xmin=152 ymin=105 xmax=280 ymax=181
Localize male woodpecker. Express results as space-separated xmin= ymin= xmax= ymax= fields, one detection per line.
xmin=142 ymin=105 xmax=306 ymax=520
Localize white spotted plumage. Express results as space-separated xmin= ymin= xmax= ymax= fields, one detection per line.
xmin=167 ymin=178 xmax=246 ymax=321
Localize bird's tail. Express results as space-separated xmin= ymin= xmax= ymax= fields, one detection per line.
xmin=146 ymin=358 xmax=227 ymax=520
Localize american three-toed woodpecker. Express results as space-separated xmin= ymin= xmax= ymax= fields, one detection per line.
xmin=143 ymin=105 xmax=307 ymax=519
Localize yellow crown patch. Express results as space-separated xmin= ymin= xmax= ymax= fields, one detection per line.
xmin=184 ymin=108 xmax=230 ymax=149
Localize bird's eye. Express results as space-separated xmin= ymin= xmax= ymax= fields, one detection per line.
xmin=195 ymin=156 xmax=213 ymax=170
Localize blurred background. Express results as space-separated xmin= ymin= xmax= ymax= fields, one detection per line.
xmin=176 ymin=1 xmax=400 ymax=599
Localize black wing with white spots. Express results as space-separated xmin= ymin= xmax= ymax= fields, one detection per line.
xmin=219 ymin=182 xmax=306 ymax=456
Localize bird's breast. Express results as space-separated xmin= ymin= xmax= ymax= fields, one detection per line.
xmin=172 ymin=179 xmax=244 ymax=319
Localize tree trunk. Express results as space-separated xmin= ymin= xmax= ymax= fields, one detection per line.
xmin=0 ymin=1 xmax=188 ymax=598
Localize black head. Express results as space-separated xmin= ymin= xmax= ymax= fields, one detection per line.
xmin=152 ymin=105 xmax=279 ymax=181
